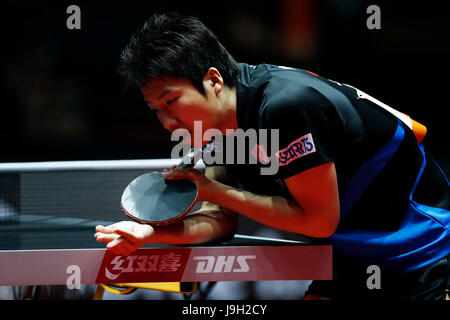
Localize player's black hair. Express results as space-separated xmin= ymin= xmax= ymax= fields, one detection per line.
xmin=118 ymin=12 xmax=240 ymax=94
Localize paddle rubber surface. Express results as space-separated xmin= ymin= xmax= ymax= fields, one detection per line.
xmin=121 ymin=171 xmax=198 ymax=226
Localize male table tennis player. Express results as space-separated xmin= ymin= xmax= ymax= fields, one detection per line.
xmin=95 ymin=13 xmax=450 ymax=300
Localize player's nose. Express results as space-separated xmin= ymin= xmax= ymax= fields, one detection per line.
xmin=157 ymin=111 xmax=179 ymax=132
xmin=162 ymin=117 xmax=180 ymax=132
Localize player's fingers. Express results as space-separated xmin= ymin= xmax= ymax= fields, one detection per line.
xmin=113 ymin=223 xmax=152 ymax=246
xmin=106 ymin=236 xmax=128 ymax=255
xmin=162 ymin=166 xmax=176 ymax=175
xmin=95 ymin=224 xmax=120 ymax=234
xmin=94 ymin=232 xmax=118 ymax=244
xmin=164 ymin=168 xmax=201 ymax=181
xmin=95 ymin=225 xmax=107 ymax=233
xmin=111 ymin=225 xmax=139 ymax=242
xmin=106 ymin=236 xmax=122 ymax=248
xmin=98 ymin=221 xmax=135 ymax=237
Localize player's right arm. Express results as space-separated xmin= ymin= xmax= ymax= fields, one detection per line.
xmin=94 ymin=166 xmax=238 ymax=256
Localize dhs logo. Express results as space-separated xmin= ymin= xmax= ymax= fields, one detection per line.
xmin=276 ymin=133 xmax=316 ymax=166
xmin=193 ymin=255 xmax=256 ymax=273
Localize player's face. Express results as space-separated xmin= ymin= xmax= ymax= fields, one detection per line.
xmin=141 ymin=77 xmax=222 ymax=147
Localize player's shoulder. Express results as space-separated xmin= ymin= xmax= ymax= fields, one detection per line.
xmin=260 ymin=65 xmax=331 ymax=117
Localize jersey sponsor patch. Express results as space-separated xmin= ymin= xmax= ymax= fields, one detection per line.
xmin=276 ymin=133 xmax=316 ymax=166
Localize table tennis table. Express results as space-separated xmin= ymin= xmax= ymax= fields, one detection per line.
xmin=0 ymin=160 xmax=332 ymax=297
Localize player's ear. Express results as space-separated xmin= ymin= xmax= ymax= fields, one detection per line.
xmin=204 ymin=67 xmax=223 ymax=95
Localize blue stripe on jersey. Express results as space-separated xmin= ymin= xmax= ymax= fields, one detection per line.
xmin=339 ymin=120 xmax=405 ymax=218
xmin=332 ymin=120 xmax=450 ymax=274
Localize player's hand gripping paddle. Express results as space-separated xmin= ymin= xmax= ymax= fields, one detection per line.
xmin=121 ymin=146 xmax=210 ymax=226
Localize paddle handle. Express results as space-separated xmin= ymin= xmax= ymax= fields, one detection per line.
xmin=176 ymin=148 xmax=202 ymax=169
xmin=175 ymin=141 xmax=216 ymax=169
xmin=176 ymin=141 xmax=217 ymax=169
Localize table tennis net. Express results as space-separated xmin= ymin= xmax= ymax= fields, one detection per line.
xmin=0 ymin=159 xmax=202 ymax=227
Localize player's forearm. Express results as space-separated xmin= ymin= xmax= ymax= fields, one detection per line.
xmin=203 ymin=180 xmax=328 ymax=237
xmin=150 ymin=209 xmax=237 ymax=245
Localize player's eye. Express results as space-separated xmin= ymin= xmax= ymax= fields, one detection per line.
xmin=166 ymin=97 xmax=178 ymax=106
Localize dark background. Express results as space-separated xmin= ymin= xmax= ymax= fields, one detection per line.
xmin=1 ymin=0 xmax=449 ymax=172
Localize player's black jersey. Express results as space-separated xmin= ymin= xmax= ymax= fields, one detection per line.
xmin=222 ymin=63 xmax=450 ymax=273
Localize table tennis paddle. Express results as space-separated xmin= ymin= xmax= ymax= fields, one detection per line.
xmin=121 ymin=145 xmax=211 ymax=226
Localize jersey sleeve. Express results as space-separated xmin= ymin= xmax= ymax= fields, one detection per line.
xmin=262 ymin=84 xmax=336 ymax=179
